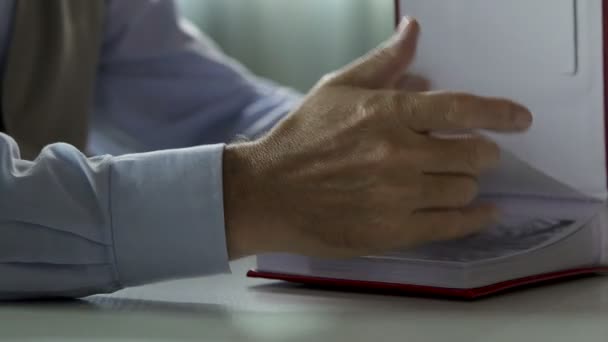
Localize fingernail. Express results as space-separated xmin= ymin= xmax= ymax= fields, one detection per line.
xmin=515 ymin=112 xmax=533 ymax=129
xmin=396 ymin=16 xmax=412 ymax=38
xmin=512 ymin=105 xmax=533 ymax=129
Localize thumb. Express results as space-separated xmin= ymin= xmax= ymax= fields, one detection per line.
xmin=329 ymin=17 xmax=420 ymax=89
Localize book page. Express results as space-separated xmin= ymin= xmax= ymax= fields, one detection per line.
xmin=398 ymin=0 xmax=607 ymax=199
xmin=366 ymin=198 xmax=602 ymax=266
xmin=479 ymin=148 xmax=585 ymax=200
xmin=376 ymin=217 xmax=578 ymax=264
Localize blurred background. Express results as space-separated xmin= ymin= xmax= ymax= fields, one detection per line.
xmin=177 ymin=0 xmax=395 ymax=92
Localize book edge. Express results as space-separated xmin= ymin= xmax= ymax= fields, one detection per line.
xmin=247 ymin=267 xmax=608 ymax=299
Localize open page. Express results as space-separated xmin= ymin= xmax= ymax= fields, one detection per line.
xmin=255 ymin=198 xmax=603 ymax=288
xmin=478 ymin=149 xmax=586 ymax=200
xmin=398 ymin=0 xmax=607 ymax=199
xmin=366 ymin=197 xmax=602 ymax=266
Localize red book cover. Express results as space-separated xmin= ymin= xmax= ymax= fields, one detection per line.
xmin=247 ymin=1 xmax=608 ymax=299
xmin=247 ymin=267 xmax=608 ymax=299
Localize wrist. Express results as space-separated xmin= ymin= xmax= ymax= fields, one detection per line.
xmin=222 ymin=142 xmax=270 ymax=259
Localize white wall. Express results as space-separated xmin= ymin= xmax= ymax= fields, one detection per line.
xmin=177 ymin=0 xmax=394 ymax=91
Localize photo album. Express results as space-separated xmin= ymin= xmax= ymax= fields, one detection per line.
xmin=248 ymin=0 xmax=608 ymax=298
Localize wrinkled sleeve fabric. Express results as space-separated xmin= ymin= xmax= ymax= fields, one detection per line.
xmin=0 ymin=134 xmax=229 ymax=300
xmin=90 ymin=0 xmax=301 ymax=155
xmin=0 ymin=0 xmax=303 ymax=301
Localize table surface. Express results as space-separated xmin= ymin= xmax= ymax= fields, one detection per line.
xmin=1 ymin=257 xmax=608 ymax=342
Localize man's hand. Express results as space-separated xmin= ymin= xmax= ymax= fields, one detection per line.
xmin=224 ymin=18 xmax=533 ymax=259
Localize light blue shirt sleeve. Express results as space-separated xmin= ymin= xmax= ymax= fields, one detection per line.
xmin=0 ymin=0 xmax=301 ymax=300
xmin=90 ymin=0 xmax=301 ymax=154
xmin=0 ymin=135 xmax=229 ymax=300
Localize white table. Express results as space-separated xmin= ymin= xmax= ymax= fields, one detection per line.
xmin=1 ymin=257 xmax=608 ymax=342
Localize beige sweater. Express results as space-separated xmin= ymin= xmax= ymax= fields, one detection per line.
xmin=2 ymin=0 xmax=104 ymax=159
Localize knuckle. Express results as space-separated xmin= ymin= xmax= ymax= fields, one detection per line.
xmin=462 ymin=143 xmax=484 ymax=173
xmin=373 ymin=45 xmax=399 ymax=65
xmin=358 ymin=92 xmax=386 ymax=118
xmin=443 ymin=100 xmax=459 ymax=124
xmin=398 ymin=93 xmax=424 ymax=129
xmin=445 ymin=93 xmax=478 ymax=127
xmin=444 ymin=93 xmax=467 ymax=123
xmin=374 ymin=140 xmax=400 ymax=162
xmin=404 ymin=93 xmax=422 ymax=117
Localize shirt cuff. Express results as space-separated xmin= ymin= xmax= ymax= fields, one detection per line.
xmin=108 ymin=144 xmax=230 ymax=287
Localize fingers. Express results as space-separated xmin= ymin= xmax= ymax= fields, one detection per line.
xmin=415 ymin=136 xmax=501 ymax=175
xmin=410 ymin=204 xmax=498 ymax=243
xmin=328 ymin=17 xmax=420 ymax=89
xmin=397 ymin=91 xmax=533 ymax=132
xmin=416 ymin=175 xmax=479 ymax=209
